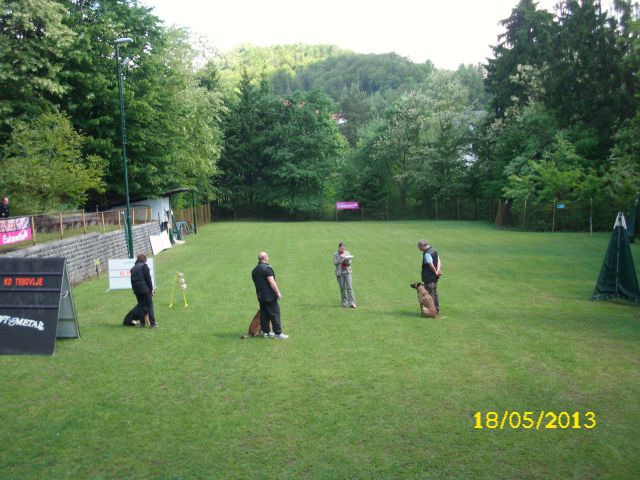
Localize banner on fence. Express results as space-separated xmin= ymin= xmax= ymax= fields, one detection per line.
xmin=107 ymin=258 xmax=156 ymax=291
xmin=0 ymin=257 xmax=79 ymax=355
xmin=0 ymin=217 xmax=32 ymax=246
xmin=336 ymin=202 xmax=360 ymax=210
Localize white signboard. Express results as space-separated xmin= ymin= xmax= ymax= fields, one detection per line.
xmin=150 ymin=230 xmax=172 ymax=255
xmin=107 ymin=258 xmax=156 ymax=291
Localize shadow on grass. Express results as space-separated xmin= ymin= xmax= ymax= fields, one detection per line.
xmin=213 ymin=331 xmax=248 ymax=340
xmin=373 ymin=309 xmax=422 ymax=318
xmin=297 ymin=303 xmax=347 ymax=309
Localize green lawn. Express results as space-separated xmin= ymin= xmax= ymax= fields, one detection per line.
xmin=1 ymin=221 xmax=639 ymax=479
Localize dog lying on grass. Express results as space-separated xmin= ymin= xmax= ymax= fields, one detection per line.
xmin=410 ymin=282 xmax=438 ymax=318
xmin=240 ymin=310 xmax=273 ymax=339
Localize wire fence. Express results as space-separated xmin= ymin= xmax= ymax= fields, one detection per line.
xmin=209 ymin=195 xmax=630 ymax=232
xmin=493 ymin=197 xmax=622 ymax=232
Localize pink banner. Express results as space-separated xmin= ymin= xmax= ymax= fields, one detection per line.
xmin=336 ymin=201 xmax=360 ymax=210
xmin=0 ymin=217 xmax=32 ymax=246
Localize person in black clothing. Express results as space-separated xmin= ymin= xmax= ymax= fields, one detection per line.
xmin=418 ymin=239 xmax=442 ymax=313
xmin=251 ymin=251 xmax=288 ymax=339
xmin=130 ymin=253 xmax=156 ymax=327
xmin=0 ymin=197 xmax=9 ymax=218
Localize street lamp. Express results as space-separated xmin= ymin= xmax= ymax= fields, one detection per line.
xmin=114 ymin=37 xmax=134 ymax=258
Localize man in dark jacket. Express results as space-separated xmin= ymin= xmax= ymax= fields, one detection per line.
xmin=0 ymin=197 xmax=9 ymax=218
xmin=130 ymin=253 xmax=156 ymax=327
xmin=418 ymin=239 xmax=442 ymax=313
xmin=251 ymin=251 xmax=288 ymax=339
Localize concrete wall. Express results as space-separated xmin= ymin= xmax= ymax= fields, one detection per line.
xmin=1 ymin=222 xmax=160 ymax=285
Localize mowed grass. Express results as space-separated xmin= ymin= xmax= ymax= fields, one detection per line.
xmin=1 ymin=221 xmax=639 ymax=479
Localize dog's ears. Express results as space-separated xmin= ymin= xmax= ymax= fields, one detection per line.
xmin=410 ymin=283 xmax=418 ymax=289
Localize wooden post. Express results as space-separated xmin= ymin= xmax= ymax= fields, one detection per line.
xmin=82 ymin=211 xmax=87 ymax=234
xmin=457 ymin=198 xmax=460 ymax=220
xmin=31 ymin=216 xmax=37 ymax=245
xmin=132 ymin=208 xmax=135 ymax=226
xmin=477 ymin=197 xmax=480 ymax=220
xmin=118 ymin=211 xmax=121 ymax=229
xmin=59 ymin=212 xmax=64 ymax=240
xmin=101 ymin=212 xmax=106 ymax=232
xmin=552 ymin=198 xmax=556 ymax=233
xmin=522 ymin=196 xmax=528 ymax=230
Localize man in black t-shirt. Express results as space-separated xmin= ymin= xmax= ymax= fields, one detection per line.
xmin=251 ymin=251 xmax=288 ymax=339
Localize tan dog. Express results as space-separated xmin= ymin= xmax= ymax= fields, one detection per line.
xmin=410 ymin=282 xmax=438 ymax=318
xmin=240 ymin=310 xmax=272 ymax=339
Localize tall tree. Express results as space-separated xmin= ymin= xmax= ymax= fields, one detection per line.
xmin=217 ymin=70 xmax=264 ymax=212
xmin=257 ymin=89 xmax=347 ymax=215
xmin=337 ymin=82 xmax=372 ymax=146
xmin=1 ymin=113 xmax=105 ymax=213
xmin=548 ymin=0 xmax=629 ymax=157
xmin=485 ymin=0 xmax=555 ymax=118
xmin=379 ymin=91 xmax=429 ymax=213
xmin=411 ymin=72 xmax=477 ymax=204
xmin=123 ymin=26 xmax=223 ymax=199
xmin=0 ymin=0 xmax=74 ymax=142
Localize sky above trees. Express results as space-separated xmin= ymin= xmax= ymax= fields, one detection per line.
xmin=139 ymin=0 xmax=613 ymax=69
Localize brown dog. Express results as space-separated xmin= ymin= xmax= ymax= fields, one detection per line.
xmin=240 ymin=310 xmax=272 ymax=339
xmin=410 ymin=282 xmax=438 ymax=318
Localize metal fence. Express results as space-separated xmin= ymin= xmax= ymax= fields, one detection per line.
xmin=0 ymin=206 xmax=154 ymax=252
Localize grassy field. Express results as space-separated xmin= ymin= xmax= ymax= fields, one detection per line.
xmin=1 ymin=221 xmax=639 ymax=479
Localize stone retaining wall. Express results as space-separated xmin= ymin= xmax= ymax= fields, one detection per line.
xmin=1 ymin=222 xmax=160 ymax=285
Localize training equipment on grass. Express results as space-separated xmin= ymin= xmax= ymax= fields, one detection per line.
xmin=169 ymin=272 xmax=188 ymax=308
xmin=0 ymin=257 xmax=79 ymax=355
xmin=592 ymin=212 xmax=640 ymax=304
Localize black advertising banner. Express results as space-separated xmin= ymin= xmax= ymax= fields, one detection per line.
xmin=0 ymin=258 xmax=79 ymax=355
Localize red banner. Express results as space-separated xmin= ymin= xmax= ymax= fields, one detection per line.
xmin=0 ymin=217 xmax=32 ymax=246
xmin=336 ymin=202 xmax=360 ymax=210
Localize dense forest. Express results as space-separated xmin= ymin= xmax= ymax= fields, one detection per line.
xmin=1 ymin=0 xmax=638 ymax=230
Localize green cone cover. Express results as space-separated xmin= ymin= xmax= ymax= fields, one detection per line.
xmin=592 ymin=212 xmax=640 ymax=303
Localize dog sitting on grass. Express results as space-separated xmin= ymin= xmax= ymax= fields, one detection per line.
xmin=410 ymin=282 xmax=438 ymax=318
xmin=240 ymin=310 xmax=273 ymax=339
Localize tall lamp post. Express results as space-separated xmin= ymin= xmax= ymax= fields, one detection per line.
xmin=114 ymin=37 xmax=134 ymax=259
